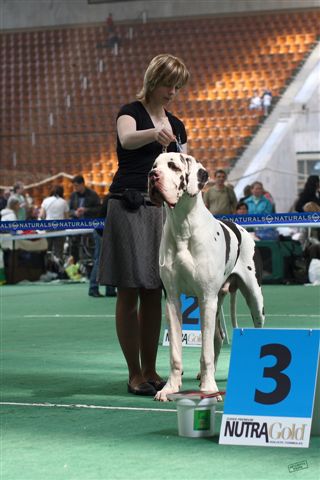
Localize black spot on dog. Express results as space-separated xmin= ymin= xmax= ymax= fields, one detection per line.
xmin=197 ymin=168 xmax=208 ymax=190
xmin=247 ymin=266 xmax=252 ymax=270
xmin=179 ymin=154 xmax=186 ymax=164
xmin=220 ymin=224 xmax=231 ymax=265
xmin=217 ymin=232 xmax=220 ymax=236
xmin=179 ymin=175 xmax=185 ymax=190
xmin=220 ymin=220 xmax=242 ymax=263
xmin=253 ymin=246 xmax=263 ymax=286
xmin=168 ymin=161 xmax=181 ymax=172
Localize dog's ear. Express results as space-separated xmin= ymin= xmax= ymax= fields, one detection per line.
xmin=185 ymin=156 xmax=208 ymax=196
xmin=197 ymin=168 xmax=209 ymax=191
xmin=179 ymin=154 xmax=187 ymax=165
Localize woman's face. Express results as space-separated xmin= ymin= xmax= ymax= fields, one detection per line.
xmin=252 ymin=183 xmax=263 ymax=197
xmin=150 ymin=83 xmax=179 ymax=105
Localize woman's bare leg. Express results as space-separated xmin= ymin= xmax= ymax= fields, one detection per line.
xmin=115 ymin=287 xmax=145 ymax=387
xmin=139 ymin=287 xmax=163 ymax=381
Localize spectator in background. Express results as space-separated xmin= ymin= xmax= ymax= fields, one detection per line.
xmin=0 ymin=188 xmax=11 ymax=219
xmin=39 ymin=185 xmax=69 ymax=262
xmin=294 ymin=175 xmax=320 ymax=212
xmin=303 ymin=200 xmax=320 ymax=243
xmin=262 ymin=88 xmax=272 ymax=116
xmin=239 ymin=184 xmax=252 ymax=203
xmin=69 ymin=175 xmax=102 ymax=297
xmin=106 ymin=13 xmax=115 ymax=34
xmin=244 ymin=181 xmax=273 ymax=214
xmin=69 ymin=175 xmax=101 ymax=229
xmin=261 ymin=184 xmax=276 ymax=212
xmin=239 ymin=184 xmax=252 ymax=202
xmin=203 ymin=169 xmax=237 ymax=215
xmin=235 ymin=201 xmax=249 ymax=214
xmin=25 ymin=192 xmax=34 ymax=210
xmin=0 ymin=196 xmax=20 ymax=222
xmin=9 ymin=182 xmax=27 ymax=220
xmin=249 ymin=90 xmax=262 ymax=111
xmin=104 ymin=13 xmax=120 ymax=51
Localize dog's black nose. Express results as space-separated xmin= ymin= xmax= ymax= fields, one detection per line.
xmin=148 ymin=169 xmax=159 ymax=180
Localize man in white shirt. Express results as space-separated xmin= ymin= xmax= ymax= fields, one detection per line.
xmin=40 ymin=185 xmax=69 ymax=261
xmin=249 ymin=90 xmax=262 ymax=111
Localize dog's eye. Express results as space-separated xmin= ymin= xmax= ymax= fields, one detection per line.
xmin=168 ymin=161 xmax=182 ymax=172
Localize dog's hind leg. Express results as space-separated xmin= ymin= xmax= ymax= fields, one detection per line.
xmin=237 ymin=274 xmax=265 ymax=328
xmin=155 ymin=299 xmax=183 ymax=401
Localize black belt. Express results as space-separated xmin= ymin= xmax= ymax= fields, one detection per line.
xmin=109 ymin=193 xmax=156 ymax=207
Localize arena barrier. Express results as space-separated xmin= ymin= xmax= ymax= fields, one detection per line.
xmin=0 ymin=212 xmax=318 ymax=286
xmin=0 ymin=211 xmax=319 ymax=234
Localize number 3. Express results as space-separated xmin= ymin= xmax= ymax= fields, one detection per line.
xmin=254 ymin=343 xmax=292 ymax=405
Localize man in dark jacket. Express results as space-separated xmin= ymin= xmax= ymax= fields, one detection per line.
xmin=69 ymin=175 xmax=101 ymax=220
xmin=69 ymin=175 xmax=103 ymax=297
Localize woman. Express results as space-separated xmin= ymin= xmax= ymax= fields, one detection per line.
xmin=0 ymin=196 xmax=20 ymax=222
xmin=295 ymin=175 xmax=320 ymax=212
xmin=244 ymin=181 xmax=273 ymax=215
xmin=99 ymin=54 xmax=189 ymax=396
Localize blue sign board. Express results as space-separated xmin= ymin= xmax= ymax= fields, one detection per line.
xmin=219 ymin=329 xmax=320 ymax=448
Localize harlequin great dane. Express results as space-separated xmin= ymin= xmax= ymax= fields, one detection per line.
xmin=148 ymin=152 xmax=265 ymax=402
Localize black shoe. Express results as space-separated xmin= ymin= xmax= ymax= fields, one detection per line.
xmin=127 ymin=382 xmax=157 ymax=396
xmin=147 ymin=379 xmax=167 ymax=391
xmin=106 ymin=287 xmax=117 ymax=297
xmin=88 ymin=291 xmax=104 ymax=297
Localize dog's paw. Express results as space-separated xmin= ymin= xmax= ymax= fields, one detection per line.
xmin=214 ymin=393 xmax=223 ymax=402
xmin=154 ymin=381 xmax=181 ymax=401
xmin=154 ymin=389 xmax=171 ymax=402
xmin=200 ymin=378 xmax=223 ymax=401
xmin=200 ymin=388 xmax=223 ymax=402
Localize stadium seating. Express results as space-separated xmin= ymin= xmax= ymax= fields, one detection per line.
xmin=0 ymin=9 xmax=319 ymax=204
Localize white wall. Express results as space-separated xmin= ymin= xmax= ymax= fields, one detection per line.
xmin=233 ymin=74 xmax=320 ymax=212
xmin=1 ymin=0 xmax=319 ymax=30
xmin=294 ymin=83 xmax=320 ymax=153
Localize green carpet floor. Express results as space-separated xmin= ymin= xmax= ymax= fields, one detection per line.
xmin=1 ymin=283 xmax=319 ymax=480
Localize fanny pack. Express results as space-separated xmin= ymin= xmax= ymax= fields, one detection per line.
xmin=110 ymin=190 xmax=155 ymax=211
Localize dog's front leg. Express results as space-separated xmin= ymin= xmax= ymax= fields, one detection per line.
xmin=199 ymin=298 xmax=220 ymax=396
xmin=155 ymin=298 xmax=183 ymax=401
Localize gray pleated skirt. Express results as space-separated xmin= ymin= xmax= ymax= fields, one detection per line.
xmin=98 ymin=198 xmax=165 ymax=289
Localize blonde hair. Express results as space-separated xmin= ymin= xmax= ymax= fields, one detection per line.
xmin=137 ymin=53 xmax=190 ymax=102
xmin=303 ymin=201 xmax=320 ymax=212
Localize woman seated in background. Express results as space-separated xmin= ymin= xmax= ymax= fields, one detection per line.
xmin=294 ymin=175 xmax=320 ymax=212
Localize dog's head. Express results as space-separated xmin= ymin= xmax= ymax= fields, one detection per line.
xmin=148 ymin=152 xmax=208 ymax=208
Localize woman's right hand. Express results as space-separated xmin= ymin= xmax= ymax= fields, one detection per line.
xmin=154 ymin=127 xmax=175 ymax=148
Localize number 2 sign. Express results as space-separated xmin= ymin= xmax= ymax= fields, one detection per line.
xmin=219 ymin=329 xmax=320 ymax=448
xmin=162 ymin=294 xmax=201 ymax=347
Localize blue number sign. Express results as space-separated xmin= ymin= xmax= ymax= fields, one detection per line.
xmin=219 ymin=328 xmax=320 ymax=448
xmin=162 ymin=294 xmax=201 ymax=347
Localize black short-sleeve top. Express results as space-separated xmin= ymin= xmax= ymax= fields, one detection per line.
xmin=109 ymin=101 xmax=187 ymax=193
